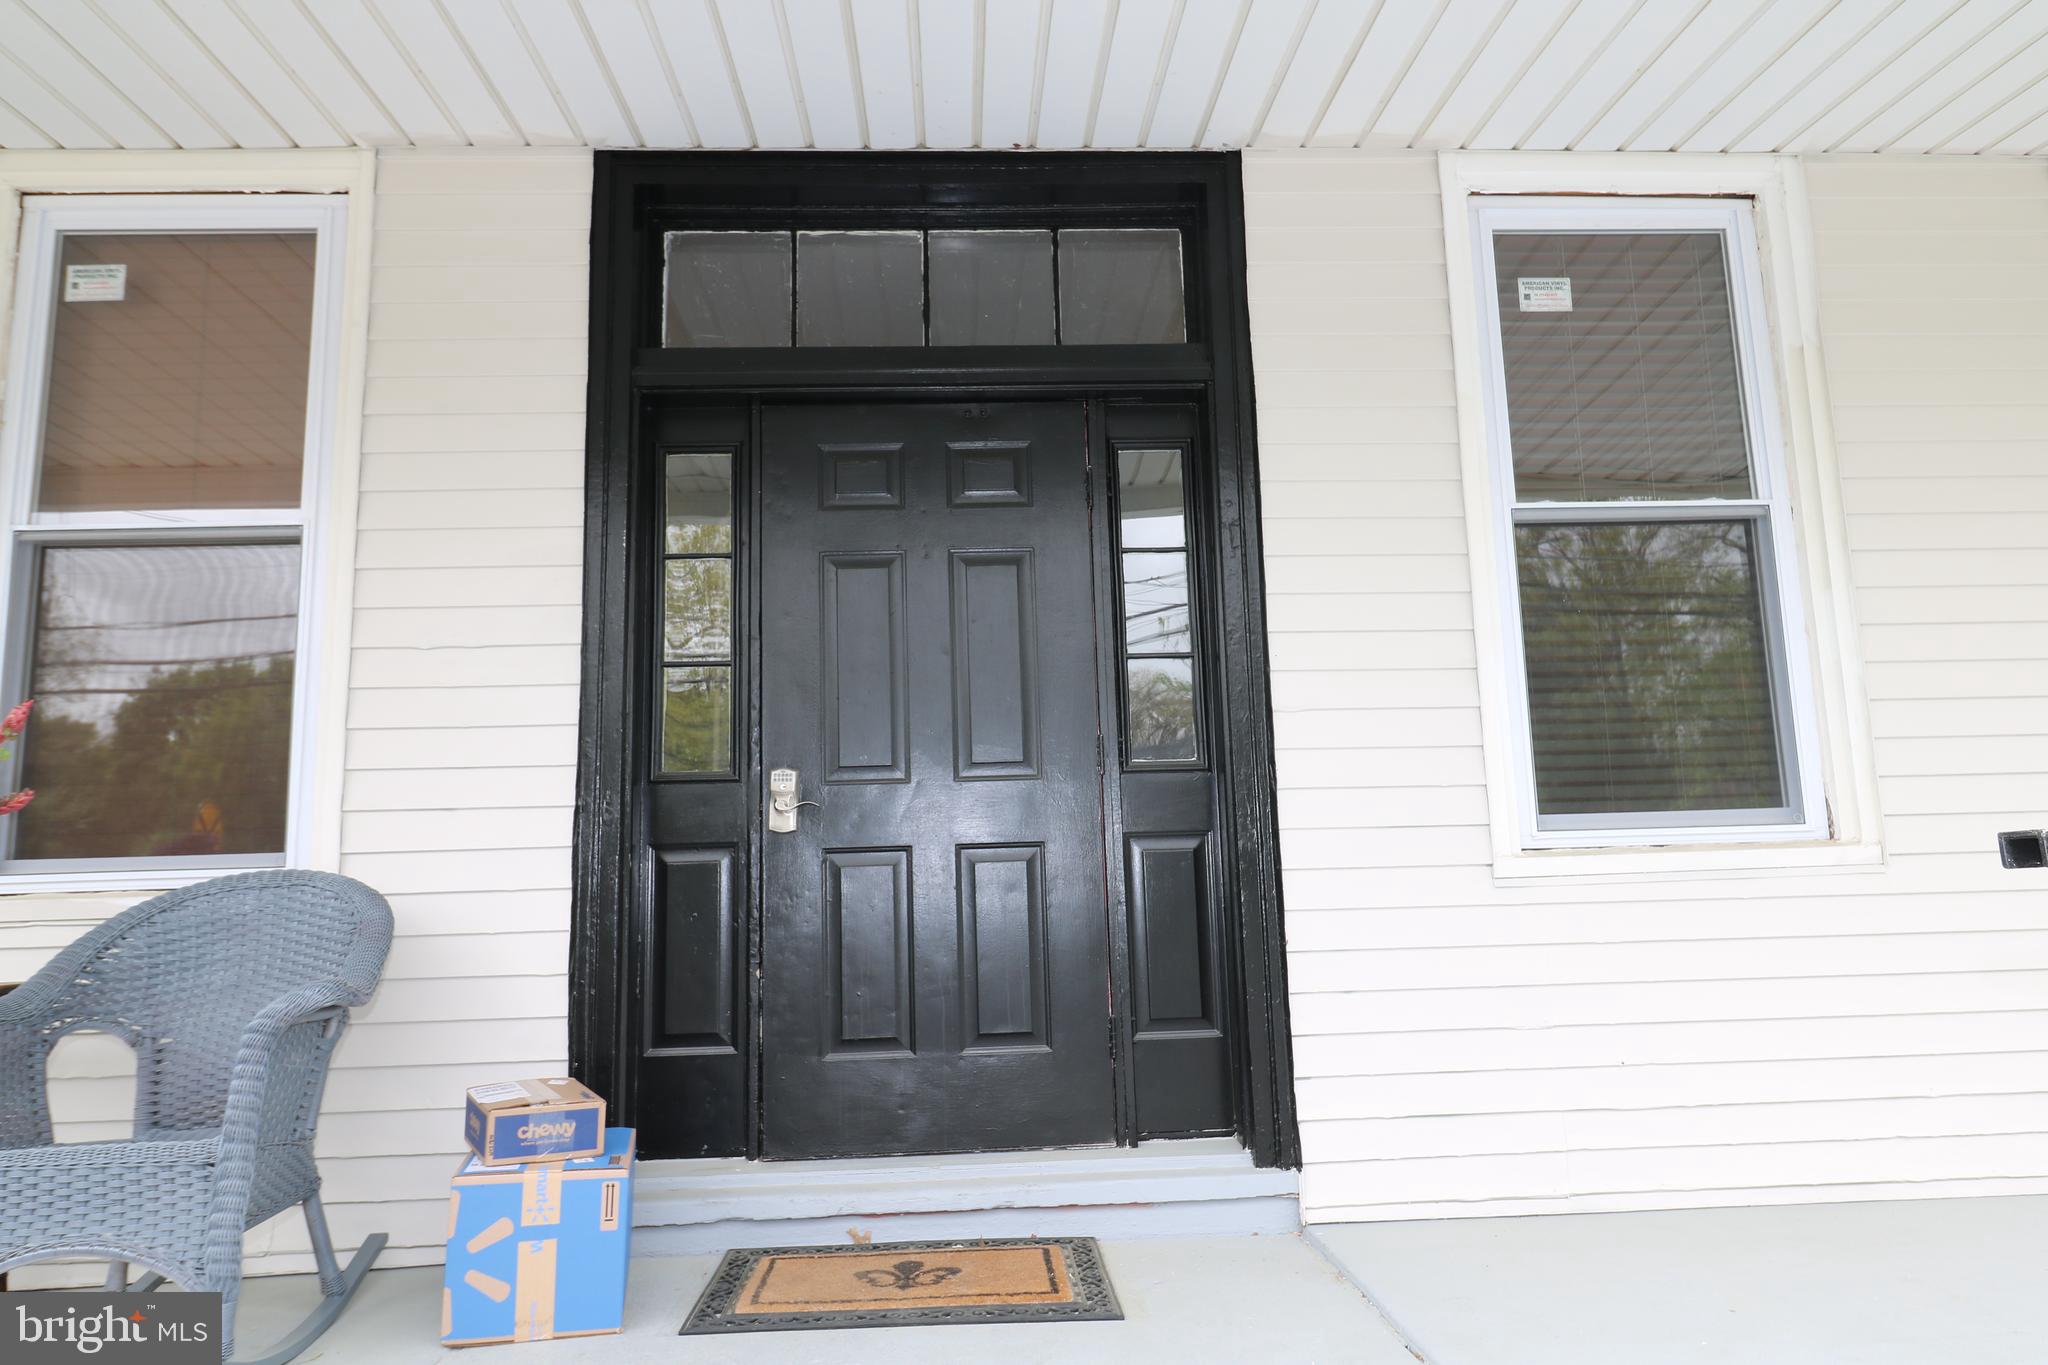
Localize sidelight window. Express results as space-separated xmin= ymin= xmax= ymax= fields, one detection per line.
xmin=663 ymin=228 xmax=1185 ymax=348
xmin=659 ymin=451 xmax=736 ymax=776
xmin=1114 ymin=446 xmax=1200 ymax=766
xmin=0 ymin=199 xmax=346 ymax=878
xmin=1472 ymin=199 xmax=1824 ymax=847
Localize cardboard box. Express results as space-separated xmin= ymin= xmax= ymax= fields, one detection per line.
xmin=464 ymin=1077 xmax=606 ymax=1165
xmin=442 ymin=1127 xmax=636 ymax=1347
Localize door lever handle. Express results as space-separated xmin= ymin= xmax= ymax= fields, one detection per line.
xmin=767 ymin=767 xmax=817 ymax=834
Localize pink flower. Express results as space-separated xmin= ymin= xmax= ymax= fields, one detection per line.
xmin=0 ymin=789 xmax=33 ymax=817
xmin=0 ymin=699 xmax=29 ymax=743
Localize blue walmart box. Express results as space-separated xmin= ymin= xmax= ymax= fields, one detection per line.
xmin=442 ymin=1127 xmax=635 ymax=1347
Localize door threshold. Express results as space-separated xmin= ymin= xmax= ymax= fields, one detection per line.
xmin=631 ymin=1138 xmax=1299 ymax=1254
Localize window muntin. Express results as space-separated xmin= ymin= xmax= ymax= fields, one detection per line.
xmin=1114 ymin=446 xmax=1200 ymax=766
xmin=1476 ymin=203 xmax=1820 ymax=845
xmin=658 ymin=451 xmax=736 ymax=777
xmin=661 ymin=228 xmax=1186 ymax=348
xmin=1 ymin=206 xmax=340 ymax=878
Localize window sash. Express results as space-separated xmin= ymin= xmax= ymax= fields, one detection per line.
xmin=1511 ymin=504 xmax=1802 ymax=832
xmin=1473 ymin=198 xmax=1826 ymax=849
xmin=0 ymin=196 xmax=344 ymax=879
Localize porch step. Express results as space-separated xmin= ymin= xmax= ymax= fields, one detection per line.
xmin=630 ymin=1138 xmax=1300 ymax=1254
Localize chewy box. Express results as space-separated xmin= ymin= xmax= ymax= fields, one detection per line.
xmin=442 ymin=1127 xmax=635 ymax=1347
xmin=464 ymin=1077 xmax=605 ymax=1165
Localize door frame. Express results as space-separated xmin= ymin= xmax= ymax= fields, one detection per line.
xmin=572 ymin=152 xmax=1299 ymax=1168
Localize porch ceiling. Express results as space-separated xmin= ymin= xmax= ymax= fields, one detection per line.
xmin=3 ymin=2 xmax=2048 ymax=159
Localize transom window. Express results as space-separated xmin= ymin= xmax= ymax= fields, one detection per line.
xmin=0 ymin=197 xmax=344 ymax=878
xmin=663 ymin=228 xmax=1185 ymax=348
xmin=1472 ymin=198 xmax=1824 ymax=847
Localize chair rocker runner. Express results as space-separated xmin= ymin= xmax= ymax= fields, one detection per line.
xmin=0 ymin=870 xmax=395 ymax=1364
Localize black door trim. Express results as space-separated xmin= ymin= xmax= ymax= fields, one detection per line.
xmin=573 ymin=151 xmax=1299 ymax=1169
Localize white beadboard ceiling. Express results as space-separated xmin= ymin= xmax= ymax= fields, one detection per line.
xmin=5 ymin=0 xmax=2048 ymax=157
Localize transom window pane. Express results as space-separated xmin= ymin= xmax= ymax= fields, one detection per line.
xmin=1492 ymin=232 xmax=1752 ymax=502
xmin=661 ymin=228 xmax=1186 ymax=348
xmin=664 ymin=231 xmax=793 ymax=348
xmin=1059 ymin=229 xmax=1186 ymax=345
xmin=927 ymin=230 xmax=1056 ymax=345
xmin=1516 ymin=519 xmax=1784 ymax=817
xmin=796 ymin=231 xmax=925 ymax=346
xmin=40 ymin=232 xmax=315 ymax=512
xmin=13 ymin=543 xmax=300 ymax=861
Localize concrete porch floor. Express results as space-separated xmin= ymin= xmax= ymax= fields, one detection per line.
xmin=1312 ymin=1194 xmax=2048 ymax=1365
xmin=236 ymin=1233 xmax=1417 ymax=1364
xmin=234 ymin=1194 xmax=2048 ymax=1363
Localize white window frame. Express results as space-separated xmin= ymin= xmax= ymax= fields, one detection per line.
xmin=1440 ymin=153 xmax=1881 ymax=882
xmin=0 ymin=191 xmax=353 ymax=891
xmin=1476 ymin=196 xmax=1822 ymax=845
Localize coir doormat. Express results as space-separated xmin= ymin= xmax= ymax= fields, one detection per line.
xmin=680 ymin=1236 xmax=1122 ymax=1334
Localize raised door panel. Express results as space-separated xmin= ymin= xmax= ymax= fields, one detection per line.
xmin=822 ymin=553 xmax=908 ymax=783
xmin=958 ymin=844 xmax=1048 ymax=1050
xmin=654 ymin=847 xmax=738 ymax=1052
xmin=824 ymin=848 xmax=914 ymax=1055
xmin=950 ymin=550 xmax=1040 ymax=779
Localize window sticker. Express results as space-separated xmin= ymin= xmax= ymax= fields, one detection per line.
xmin=1516 ymin=276 xmax=1571 ymax=312
xmin=63 ymin=262 xmax=126 ymax=302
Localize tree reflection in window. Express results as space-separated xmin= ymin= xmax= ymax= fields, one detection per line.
xmin=1516 ymin=519 xmax=1784 ymax=816
xmin=13 ymin=543 xmax=298 ymax=860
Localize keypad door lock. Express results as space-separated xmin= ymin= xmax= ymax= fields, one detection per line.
xmin=767 ymin=767 xmax=817 ymax=834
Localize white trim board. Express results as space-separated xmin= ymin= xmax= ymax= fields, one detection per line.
xmin=1436 ymin=151 xmax=1882 ymax=885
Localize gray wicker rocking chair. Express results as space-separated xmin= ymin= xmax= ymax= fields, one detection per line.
xmin=0 ymin=870 xmax=394 ymax=1364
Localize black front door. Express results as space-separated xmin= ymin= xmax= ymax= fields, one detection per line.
xmin=757 ymin=402 xmax=1115 ymax=1158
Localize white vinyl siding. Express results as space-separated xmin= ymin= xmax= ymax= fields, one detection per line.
xmin=1248 ymin=150 xmax=2048 ymax=1223
xmin=312 ymin=149 xmax=588 ymax=1270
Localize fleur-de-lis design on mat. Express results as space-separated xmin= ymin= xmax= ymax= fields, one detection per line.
xmin=854 ymin=1260 xmax=964 ymax=1292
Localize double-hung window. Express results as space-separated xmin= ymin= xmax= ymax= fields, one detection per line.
xmin=0 ymin=196 xmax=345 ymax=880
xmin=1471 ymin=198 xmax=1824 ymax=849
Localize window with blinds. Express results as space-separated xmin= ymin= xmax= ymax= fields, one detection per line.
xmin=1477 ymin=204 xmax=1817 ymax=842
